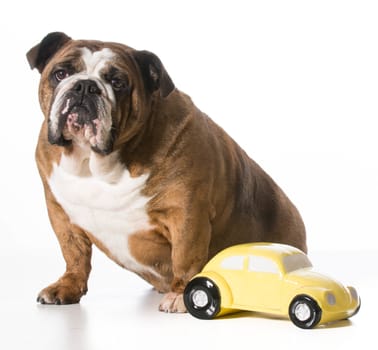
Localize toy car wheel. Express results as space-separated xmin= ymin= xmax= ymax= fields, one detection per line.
xmin=184 ymin=277 xmax=221 ymax=319
xmin=289 ymin=295 xmax=322 ymax=329
xmin=349 ymin=297 xmax=361 ymax=318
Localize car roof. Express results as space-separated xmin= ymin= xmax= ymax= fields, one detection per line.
xmin=211 ymin=242 xmax=305 ymax=262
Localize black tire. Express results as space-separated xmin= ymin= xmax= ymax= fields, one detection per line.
xmin=183 ymin=277 xmax=221 ymax=319
xmin=350 ymin=297 xmax=361 ymax=318
xmin=289 ymin=295 xmax=322 ymax=329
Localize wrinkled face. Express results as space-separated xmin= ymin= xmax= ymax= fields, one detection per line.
xmin=28 ymin=33 xmax=174 ymax=155
xmin=45 ymin=45 xmax=134 ymax=154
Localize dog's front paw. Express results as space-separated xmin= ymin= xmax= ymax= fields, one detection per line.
xmin=159 ymin=292 xmax=187 ymax=313
xmin=37 ymin=274 xmax=87 ymax=305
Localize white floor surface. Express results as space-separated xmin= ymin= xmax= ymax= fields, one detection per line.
xmin=0 ymin=249 xmax=375 ymax=350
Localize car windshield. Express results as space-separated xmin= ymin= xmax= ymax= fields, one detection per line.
xmin=283 ymin=253 xmax=312 ymax=273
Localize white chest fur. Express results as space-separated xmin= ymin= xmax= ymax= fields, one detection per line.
xmin=48 ymin=149 xmax=155 ymax=274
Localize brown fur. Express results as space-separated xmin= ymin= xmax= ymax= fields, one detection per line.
xmin=28 ymin=33 xmax=306 ymax=309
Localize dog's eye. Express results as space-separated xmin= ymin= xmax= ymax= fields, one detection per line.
xmin=54 ymin=69 xmax=70 ymax=82
xmin=110 ymin=78 xmax=127 ymax=91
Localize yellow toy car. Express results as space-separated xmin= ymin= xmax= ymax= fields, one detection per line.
xmin=184 ymin=243 xmax=360 ymax=329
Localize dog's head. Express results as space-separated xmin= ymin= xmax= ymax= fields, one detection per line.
xmin=27 ymin=32 xmax=175 ymax=155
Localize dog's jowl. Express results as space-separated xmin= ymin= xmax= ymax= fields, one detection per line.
xmin=27 ymin=32 xmax=306 ymax=312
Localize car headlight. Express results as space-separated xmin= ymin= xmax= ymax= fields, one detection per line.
xmin=347 ymin=286 xmax=358 ymax=301
xmin=326 ymin=292 xmax=336 ymax=305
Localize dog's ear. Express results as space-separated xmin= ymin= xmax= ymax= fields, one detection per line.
xmin=27 ymin=32 xmax=72 ymax=73
xmin=133 ymin=50 xmax=175 ymax=98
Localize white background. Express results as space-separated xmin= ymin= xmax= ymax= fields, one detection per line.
xmin=0 ymin=0 xmax=377 ymax=349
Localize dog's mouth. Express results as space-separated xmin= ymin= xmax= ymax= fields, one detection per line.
xmin=49 ymin=96 xmax=114 ymax=155
xmin=62 ymin=105 xmax=99 ymax=144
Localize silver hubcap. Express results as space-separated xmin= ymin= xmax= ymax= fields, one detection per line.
xmin=192 ymin=290 xmax=209 ymax=308
xmin=294 ymin=302 xmax=311 ymax=321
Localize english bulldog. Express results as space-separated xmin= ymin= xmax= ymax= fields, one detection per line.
xmin=27 ymin=32 xmax=306 ymax=312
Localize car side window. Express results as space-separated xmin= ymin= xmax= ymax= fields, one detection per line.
xmin=220 ymin=256 xmax=245 ymax=270
xmin=248 ymin=255 xmax=279 ymax=274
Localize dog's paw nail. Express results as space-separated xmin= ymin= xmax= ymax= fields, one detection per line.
xmin=159 ymin=292 xmax=186 ymax=313
xmin=54 ymin=298 xmax=61 ymax=305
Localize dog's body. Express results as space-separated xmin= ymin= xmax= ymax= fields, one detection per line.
xmin=27 ymin=32 xmax=306 ymax=312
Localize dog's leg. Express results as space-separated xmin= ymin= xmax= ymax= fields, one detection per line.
xmin=158 ymin=205 xmax=212 ymax=313
xmin=37 ymin=185 xmax=92 ymax=305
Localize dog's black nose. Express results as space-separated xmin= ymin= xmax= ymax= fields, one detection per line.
xmin=73 ymin=79 xmax=101 ymax=95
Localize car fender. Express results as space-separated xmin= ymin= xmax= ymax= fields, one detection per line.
xmin=289 ymin=286 xmax=328 ymax=309
xmin=195 ymin=271 xmax=234 ymax=311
